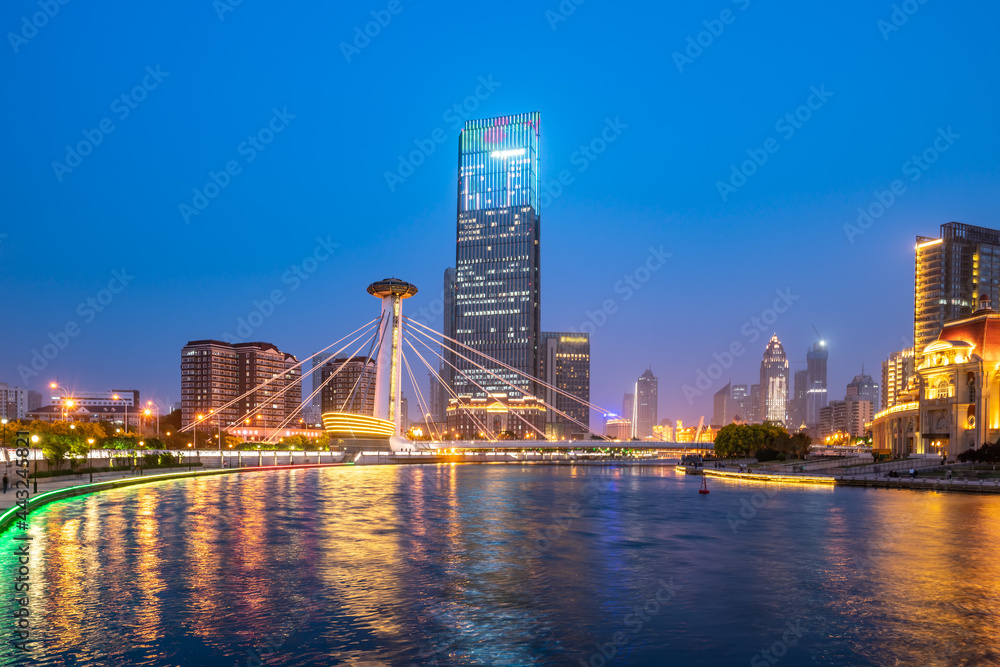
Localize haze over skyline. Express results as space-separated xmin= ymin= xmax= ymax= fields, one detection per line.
xmin=3 ymin=0 xmax=998 ymax=425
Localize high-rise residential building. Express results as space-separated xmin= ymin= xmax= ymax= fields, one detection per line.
xmin=791 ymin=369 xmax=808 ymax=430
xmin=846 ymin=398 xmax=873 ymax=437
xmin=633 ymin=369 xmax=658 ymax=439
xmin=806 ymin=341 xmax=828 ymax=429
xmin=749 ymin=384 xmax=761 ymax=422
xmin=818 ymin=400 xmax=849 ymax=440
xmin=237 ymin=343 xmax=299 ymax=430
xmin=713 ymin=382 xmax=732 ymax=426
xmin=320 ymin=357 xmax=376 ymax=416
xmin=311 ymin=352 xmax=337 ymax=406
xmin=881 ymin=348 xmax=915 ymax=411
xmin=282 ymin=352 xmax=302 ymax=427
xmin=846 ymin=369 xmax=880 ymax=415
xmin=760 ymin=335 xmax=789 ymax=424
xmin=181 ymin=340 xmax=239 ymax=428
xmin=0 ymin=383 xmax=28 ymax=420
xmin=731 ymin=384 xmax=749 ymax=421
xmin=452 ymin=113 xmax=541 ymax=399
xmin=181 ymin=340 xmax=299 ymax=431
xmin=915 ymin=222 xmax=1000 ymax=366
xmin=539 ymin=332 xmax=590 ymax=439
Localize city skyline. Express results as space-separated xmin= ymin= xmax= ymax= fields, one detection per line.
xmin=3 ymin=2 xmax=997 ymax=427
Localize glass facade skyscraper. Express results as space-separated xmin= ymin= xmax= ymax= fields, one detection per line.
xmin=760 ymin=335 xmax=789 ymax=424
xmin=806 ymin=340 xmax=828 ymax=429
xmin=453 ymin=113 xmax=541 ymax=398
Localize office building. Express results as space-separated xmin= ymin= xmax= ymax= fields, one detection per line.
xmin=446 ymin=394 xmax=545 ymax=440
xmin=539 ymin=332 xmax=590 ymax=439
xmin=713 ymin=382 xmax=734 ymax=426
xmin=818 ymin=400 xmax=849 ymax=440
xmin=749 ymin=384 xmax=761 ymax=423
xmin=633 ymin=369 xmax=658 ymax=439
xmin=27 ymin=391 xmax=42 ymax=412
xmin=622 ymin=393 xmax=634 ymax=424
xmin=731 ymin=384 xmax=749 ymax=421
xmin=882 ymin=348 xmax=914 ymax=410
xmin=915 ymin=222 xmax=1000 ymax=366
xmin=320 ymin=357 xmax=376 ymax=416
xmin=606 ymin=417 xmax=632 ymax=440
xmin=806 ymin=341 xmax=828 ymax=429
xmin=760 ymin=335 xmax=789 ymax=424
xmin=452 ymin=113 xmax=541 ymax=399
xmin=846 ymin=369 xmax=880 ymax=415
xmin=791 ymin=370 xmax=808 ymax=430
xmin=846 ymin=398 xmax=873 ymax=437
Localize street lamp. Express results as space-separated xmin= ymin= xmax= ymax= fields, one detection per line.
xmin=144 ymin=401 xmax=160 ymax=437
xmin=87 ymin=438 xmax=95 ymax=483
xmin=112 ymin=394 xmax=128 ymax=434
xmin=49 ymin=382 xmax=75 ymax=422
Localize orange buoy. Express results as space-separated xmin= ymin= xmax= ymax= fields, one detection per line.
xmin=698 ymin=477 xmax=710 ymax=494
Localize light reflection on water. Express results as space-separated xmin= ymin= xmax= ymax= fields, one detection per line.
xmin=0 ymin=465 xmax=998 ymax=666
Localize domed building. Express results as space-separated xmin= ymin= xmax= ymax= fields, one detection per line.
xmin=873 ymin=295 xmax=1000 ymax=460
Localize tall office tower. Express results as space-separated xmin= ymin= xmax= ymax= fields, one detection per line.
xmin=453 ymin=113 xmax=541 ymax=399
xmin=731 ymin=384 xmax=749 ymax=421
xmin=438 ymin=267 xmax=457 ymax=415
xmin=915 ymin=222 xmax=1000 ymax=366
xmin=805 ymin=341 xmax=828 ymax=430
xmin=400 ymin=396 xmax=409 ymax=431
xmin=539 ymin=332 xmax=591 ymax=438
xmin=846 ymin=369 xmax=880 ymax=414
xmin=713 ymin=382 xmax=732 ymax=426
xmin=27 ymin=390 xmax=42 ymax=412
xmin=749 ymin=384 xmax=761 ymax=422
xmin=881 ymin=348 xmax=914 ymax=410
xmin=181 ymin=340 xmax=239 ymax=428
xmin=622 ymin=393 xmax=634 ymax=423
xmin=633 ymin=369 xmax=658 ymax=439
xmin=237 ymin=343 xmax=298 ymax=430
xmin=791 ymin=369 xmax=808 ymax=430
xmin=320 ymin=357 xmax=376 ymax=415
xmin=760 ymin=335 xmax=789 ymax=424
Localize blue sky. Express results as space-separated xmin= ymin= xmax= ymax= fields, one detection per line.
xmin=1 ymin=0 xmax=997 ymax=424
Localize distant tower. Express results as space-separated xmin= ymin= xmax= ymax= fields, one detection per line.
xmin=760 ymin=335 xmax=789 ymax=424
xmin=367 ymin=278 xmax=418 ymax=433
xmin=846 ymin=367 xmax=880 ymax=414
xmin=634 ymin=369 xmax=658 ymax=438
xmin=806 ymin=341 xmax=828 ymax=429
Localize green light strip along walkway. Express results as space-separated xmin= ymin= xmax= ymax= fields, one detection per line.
xmin=0 ymin=462 xmax=352 ymax=535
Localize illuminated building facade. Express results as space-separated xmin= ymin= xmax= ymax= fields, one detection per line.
xmin=760 ymin=335 xmax=789 ymax=424
xmin=605 ymin=418 xmax=632 ymax=440
xmin=320 ymin=357 xmax=376 ymax=416
xmin=0 ymin=383 xmax=28 ymax=421
xmin=539 ymin=332 xmax=590 ymax=438
xmin=731 ymin=384 xmax=749 ymax=421
xmin=445 ymin=394 xmax=545 ymax=440
xmin=882 ymin=348 xmax=914 ymax=410
xmin=806 ymin=341 xmax=828 ymax=429
xmin=749 ymin=384 xmax=761 ymax=422
xmin=818 ymin=400 xmax=849 ymax=440
xmin=181 ymin=340 xmax=239 ymax=428
xmin=846 ymin=369 xmax=880 ymax=414
xmin=846 ymin=398 xmax=873 ymax=437
xmin=791 ymin=370 xmax=807 ymax=430
xmin=237 ymin=342 xmax=299 ymax=430
xmin=874 ymin=295 xmax=1000 ymax=459
xmin=453 ymin=113 xmax=541 ymax=399
xmin=914 ymin=222 xmax=1000 ymax=367
xmin=633 ymin=369 xmax=658 ymax=439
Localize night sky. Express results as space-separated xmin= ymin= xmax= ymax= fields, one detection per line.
xmin=2 ymin=0 xmax=997 ymax=425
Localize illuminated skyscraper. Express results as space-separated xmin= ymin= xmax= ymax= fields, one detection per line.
xmin=760 ymin=335 xmax=789 ymax=424
xmin=539 ymin=332 xmax=590 ymax=439
xmin=633 ymin=369 xmax=658 ymax=438
xmin=915 ymin=222 xmax=1000 ymax=366
xmin=846 ymin=368 xmax=880 ymax=414
xmin=882 ymin=348 xmax=914 ymax=410
xmin=806 ymin=340 xmax=828 ymax=429
xmin=453 ymin=112 xmax=541 ymax=398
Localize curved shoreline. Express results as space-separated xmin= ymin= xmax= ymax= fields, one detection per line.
xmin=0 ymin=462 xmax=352 ymax=535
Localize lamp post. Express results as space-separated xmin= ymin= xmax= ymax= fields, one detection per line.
xmin=30 ymin=435 xmax=38 ymax=493
xmin=112 ymin=394 xmax=128 ymax=434
xmin=145 ymin=401 xmax=160 ymax=437
xmin=49 ymin=382 xmax=75 ymax=423
xmin=87 ymin=438 xmax=95 ymax=484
